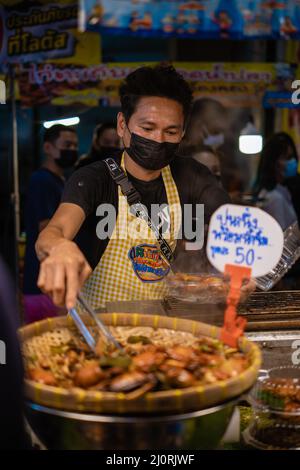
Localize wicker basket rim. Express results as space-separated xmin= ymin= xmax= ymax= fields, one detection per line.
xmin=20 ymin=312 xmax=261 ymax=410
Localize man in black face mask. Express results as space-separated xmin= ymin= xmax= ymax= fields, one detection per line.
xmin=35 ymin=65 xmax=230 ymax=310
xmin=23 ymin=124 xmax=78 ymax=323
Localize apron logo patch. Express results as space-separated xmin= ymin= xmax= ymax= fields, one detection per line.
xmin=128 ymin=243 xmax=170 ymax=282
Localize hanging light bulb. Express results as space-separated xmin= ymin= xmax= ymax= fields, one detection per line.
xmin=239 ymin=117 xmax=263 ymax=155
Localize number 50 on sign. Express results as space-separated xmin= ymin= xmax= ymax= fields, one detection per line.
xmin=207 ymin=204 xmax=284 ymax=278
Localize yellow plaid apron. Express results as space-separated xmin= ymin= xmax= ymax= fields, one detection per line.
xmin=81 ymin=154 xmax=181 ymax=309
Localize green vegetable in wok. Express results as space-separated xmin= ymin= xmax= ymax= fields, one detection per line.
xmin=127 ymin=335 xmax=153 ymax=345
xmin=99 ymin=355 xmax=132 ymax=369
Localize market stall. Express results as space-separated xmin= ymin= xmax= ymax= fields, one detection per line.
xmin=18 ymin=202 xmax=300 ymax=450
xmin=0 ymin=0 xmax=300 ymax=454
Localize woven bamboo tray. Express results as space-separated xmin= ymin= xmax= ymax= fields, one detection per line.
xmin=19 ymin=313 xmax=261 ymax=415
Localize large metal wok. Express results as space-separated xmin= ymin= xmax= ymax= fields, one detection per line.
xmin=20 ymin=313 xmax=261 ymax=449
xmin=25 ymin=398 xmax=237 ymax=450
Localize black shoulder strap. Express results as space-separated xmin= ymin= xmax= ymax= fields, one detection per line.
xmin=103 ymin=158 xmax=141 ymax=205
xmin=103 ymin=157 xmax=174 ymax=263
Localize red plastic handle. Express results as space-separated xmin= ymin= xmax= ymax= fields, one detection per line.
xmin=220 ymin=264 xmax=252 ymax=347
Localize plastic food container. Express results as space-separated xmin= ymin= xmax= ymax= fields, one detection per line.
xmin=255 ymin=222 xmax=300 ymax=291
xmin=243 ymin=366 xmax=300 ymax=450
xmin=165 ymin=273 xmax=230 ymax=303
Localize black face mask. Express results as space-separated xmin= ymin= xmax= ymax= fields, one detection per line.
xmin=125 ymin=131 xmax=179 ymax=171
xmin=55 ymin=149 xmax=78 ymax=169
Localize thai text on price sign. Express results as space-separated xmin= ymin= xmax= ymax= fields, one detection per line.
xmin=206 ymin=204 xmax=284 ymax=347
xmin=207 ymin=204 xmax=284 ymax=278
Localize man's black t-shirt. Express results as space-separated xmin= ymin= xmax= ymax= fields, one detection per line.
xmin=23 ymin=168 xmax=65 ymax=295
xmin=62 ymin=155 xmax=230 ymax=270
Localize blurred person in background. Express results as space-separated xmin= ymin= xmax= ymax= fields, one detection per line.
xmin=76 ymin=122 xmax=121 ymax=168
xmin=0 ymin=258 xmax=28 ymax=449
xmin=179 ymin=98 xmax=227 ymax=151
xmin=173 ymin=144 xmax=223 ymax=273
xmin=190 ymin=144 xmax=222 ymax=184
xmin=178 ymin=97 xmax=244 ymax=196
xmin=254 ymin=132 xmax=298 ymax=231
xmin=23 ymin=124 xmax=78 ymax=323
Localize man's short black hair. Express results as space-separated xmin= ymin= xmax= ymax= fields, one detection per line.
xmin=119 ymin=64 xmax=193 ymax=123
xmin=43 ymin=124 xmax=77 ymax=144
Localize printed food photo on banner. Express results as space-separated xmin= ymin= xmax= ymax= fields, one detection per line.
xmin=84 ymin=0 xmax=300 ymax=39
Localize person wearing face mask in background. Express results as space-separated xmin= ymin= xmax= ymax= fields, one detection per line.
xmin=179 ymin=98 xmax=226 ymax=151
xmin=254 ymin=132 xmax=298 ymax=230
xmin=190 ymin=144 xmax=222 ymax=185
xmin=76 ymin=122 xmax=121 ymax=169
xmin=35 ymin=65 xmax=231 ymax=311
xmin=23 ymin=124 xmax=79 ymax=323
xmin=170 ymin=144 xmax=224 ymax=274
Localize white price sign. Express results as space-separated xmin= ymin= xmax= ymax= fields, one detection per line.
xmin=206 ymin=204 xmax=284 ymax=278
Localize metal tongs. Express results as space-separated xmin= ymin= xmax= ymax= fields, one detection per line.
xmin=68 ymin=293 xmax=123 ymax=353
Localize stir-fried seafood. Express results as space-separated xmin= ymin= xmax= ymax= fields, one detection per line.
xmin=23 ymin=326 xmax=250 ymax=397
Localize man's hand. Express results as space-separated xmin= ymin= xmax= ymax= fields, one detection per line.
xmin=35 ymin=202 xmax=89 ymax=308
xmin=37 ymin=240 xmax=92 ymax=309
